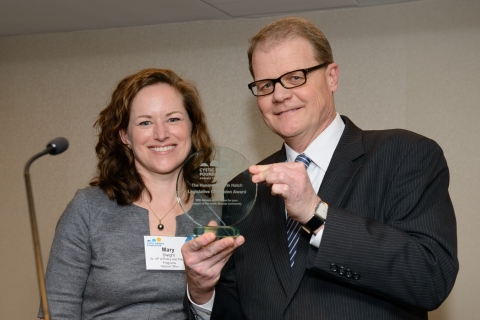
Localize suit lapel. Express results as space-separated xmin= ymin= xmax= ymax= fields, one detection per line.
xmin=285 ymin=116 xmax=365 ymax=304
xmin=261 ymin=147 xmax=292 ymax=295
xmin=260 ymin=119 xmax=365 ymax=307
xmin=319 ymin=116 xmax=365 ymax=206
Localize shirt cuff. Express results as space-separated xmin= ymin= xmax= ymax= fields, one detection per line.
xmin=309 ymin=224 xmax=325 ymax=248
xmin=187 ymin=284 xmax=214 ymax=320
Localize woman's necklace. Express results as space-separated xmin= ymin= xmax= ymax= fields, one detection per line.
xmin=143 ymin=196 xmax=178 ymax=230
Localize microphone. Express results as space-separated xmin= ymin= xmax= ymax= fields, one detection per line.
xmin=24 ymin=137 xmax=69 ymax=320
xmin=46 ymin=137 xmax=69 ymax=155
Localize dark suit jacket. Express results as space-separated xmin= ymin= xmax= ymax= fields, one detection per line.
xmin=202 ymin=116 xmax=458 ymax=319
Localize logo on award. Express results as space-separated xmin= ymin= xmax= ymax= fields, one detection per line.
xmin=176 ymin=147 xmax=257 ymax=238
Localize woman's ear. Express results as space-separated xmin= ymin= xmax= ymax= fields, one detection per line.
xmin=119 ymin=130 xmax=130 ymax=147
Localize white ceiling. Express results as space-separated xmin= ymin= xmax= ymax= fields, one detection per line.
xmin=0 ymin=0 xmax=420 ymax=37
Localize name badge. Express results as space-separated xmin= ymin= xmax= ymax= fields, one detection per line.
xmin=144 ymin=236 xmax=187 ymax=270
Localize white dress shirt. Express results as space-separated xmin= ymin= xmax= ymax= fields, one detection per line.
xmin=284 ymin=112 xmax=345 ymax=247
xmin=189 ymin=113 xmax=345 ymax=319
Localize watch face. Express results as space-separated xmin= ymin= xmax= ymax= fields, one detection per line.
xmin=304 ymin=214 xmax=324 ymax=234
xmin=316 ymin=202 xmax=328 ymax=220
xmin=303 ymin=201 xmax=328 ymax=234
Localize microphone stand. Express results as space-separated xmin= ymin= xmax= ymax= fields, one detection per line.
xmin=24 ymin=147 xmax=55 ymax=320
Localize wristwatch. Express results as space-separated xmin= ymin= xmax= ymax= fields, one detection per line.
xmin=302 ymin=199 xmax=328 ymax=234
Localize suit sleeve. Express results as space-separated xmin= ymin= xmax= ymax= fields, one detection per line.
xmin=314 ymin=137 xmax=458 ymax=310
xmin=210 ymin=252 xmax=243 ymax=319
xmin=183 ymin=250 xmax=243 ymax=320
xmin=38 ymin=190 xmax=91 ymax=319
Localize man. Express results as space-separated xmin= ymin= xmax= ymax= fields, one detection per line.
xmin=182 ymin=16 xmax=458 ymax=319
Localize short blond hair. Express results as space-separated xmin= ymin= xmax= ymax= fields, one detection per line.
xmin=247 ymin=16 xmax=334 ymax=77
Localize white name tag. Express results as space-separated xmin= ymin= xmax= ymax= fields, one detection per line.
xmin=144 ymin=236 xmax=187 ymax=270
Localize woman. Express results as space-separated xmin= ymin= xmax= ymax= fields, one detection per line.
xmin=39 ymin=68 xmax=214 ymax=319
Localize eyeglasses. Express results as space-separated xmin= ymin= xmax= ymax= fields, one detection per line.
xmin=248 ymin=63 xmax=329 ymax=97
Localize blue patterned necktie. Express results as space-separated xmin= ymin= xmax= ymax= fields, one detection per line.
xmin=286 ymin=153 xmax=312 ymax=268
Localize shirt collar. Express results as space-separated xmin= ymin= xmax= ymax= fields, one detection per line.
xmin=285 ymin=113 xmax=345 ymax=172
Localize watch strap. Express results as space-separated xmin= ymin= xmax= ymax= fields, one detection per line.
xmin=302 ymin=200 xmax=328 ymax=234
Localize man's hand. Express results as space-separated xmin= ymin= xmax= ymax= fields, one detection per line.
xmin=249 ymin=163 xmax=319 ymax=224
xmin=181 ymin=222 xmax=244 ymax=305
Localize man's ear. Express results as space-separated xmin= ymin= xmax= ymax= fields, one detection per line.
xmin=327 ymin=63 xmax=339 ymax=93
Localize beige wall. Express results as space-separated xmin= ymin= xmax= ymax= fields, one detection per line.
xmin=1 ymin=0 xmax=478 ymax=318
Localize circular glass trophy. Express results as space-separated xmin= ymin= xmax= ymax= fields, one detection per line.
xmin=176 ymin=146 xmax=257 ymax=238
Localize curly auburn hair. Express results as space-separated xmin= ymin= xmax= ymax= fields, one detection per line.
xmin=90 ymin=68 xmax=214 ymax=205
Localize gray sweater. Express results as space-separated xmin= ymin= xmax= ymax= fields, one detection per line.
xmin=39 ymin=186 xmax=212 ymax=320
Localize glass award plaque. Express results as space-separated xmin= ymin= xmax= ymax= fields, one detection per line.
xmin=176 ymin=146 xmax=257 ymax=238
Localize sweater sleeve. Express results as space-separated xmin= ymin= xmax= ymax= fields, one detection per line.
xmin=38 ymin=189 xmax=92 ymax=320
